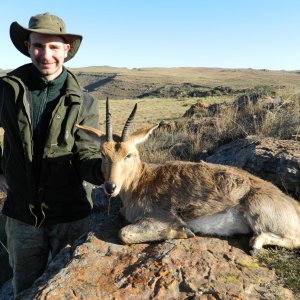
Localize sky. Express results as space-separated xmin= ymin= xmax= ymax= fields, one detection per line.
xmin=0 ymin=0 xmax=300 ymax=71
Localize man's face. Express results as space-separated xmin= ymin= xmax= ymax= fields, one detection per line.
xmin=25 ymin=32 xmax=70 ymax=81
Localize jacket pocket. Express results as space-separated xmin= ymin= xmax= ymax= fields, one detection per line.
xmin=45 ymin=152 xmax=81 ymax=189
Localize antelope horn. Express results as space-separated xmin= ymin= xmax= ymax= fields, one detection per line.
xmin=121 ymin=103 xmax=137 ymax=141
xmin=106 ymin=97 xmax=113 ymax=141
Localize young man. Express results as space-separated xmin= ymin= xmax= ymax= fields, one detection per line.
xmin=0 ymin=13 xmax=104 ymax=296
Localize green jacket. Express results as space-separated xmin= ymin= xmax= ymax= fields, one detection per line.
xmin=0 ymin=64 xmax=104 ymax=226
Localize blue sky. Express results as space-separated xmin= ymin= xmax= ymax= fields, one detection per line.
xmin=1 ymin=0 xmax=300 ymax=70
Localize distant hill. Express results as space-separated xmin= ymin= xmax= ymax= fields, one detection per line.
xmin=71 ymin=66 xmax=300 ymax=100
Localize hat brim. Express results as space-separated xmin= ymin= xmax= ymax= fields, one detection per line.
xmin=10 ymin=21 xmax=82 ymax=62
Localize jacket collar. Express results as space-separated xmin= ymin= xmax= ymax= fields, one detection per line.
xmin=6 ymin=63 xmax=83 ymax=99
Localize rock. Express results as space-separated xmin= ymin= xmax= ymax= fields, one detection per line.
xmin=206 ymin=135 xmax=300 ymax=200
xmin=17 ymin=212 xmax=294 ymax=300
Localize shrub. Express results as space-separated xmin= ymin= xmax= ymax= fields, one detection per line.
xmin=140 ymin=91 xmax=300 ymax=163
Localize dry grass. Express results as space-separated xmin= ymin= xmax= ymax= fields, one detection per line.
xmin=99 ymin=97 xmax=195 ymax=132
xmin=131 ymin=88 xmax=300 ymax=164
xmin=98 ymin=95 xmax=237 ymax=133
xmin=218 ymin=100 xmax=300 ymax=141
xmin=72 ymin=66 xmax=300 ymax=89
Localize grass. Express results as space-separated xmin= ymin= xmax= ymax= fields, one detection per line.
xmin=257 ymin=248 xmax=300 ymax=294
xmin=98 ymin=97 xmax=197 ymax=132
xmin=130 ymin=89 xmax=300 ymax=164
xmin=99 ymin=84 xmax=299 ymax=140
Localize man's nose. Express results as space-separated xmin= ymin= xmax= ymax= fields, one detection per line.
xmin=41 ymin=46 xmax=52 ymax=58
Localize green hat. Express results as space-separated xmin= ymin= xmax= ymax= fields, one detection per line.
xmin=10 ymin=13 xmax=82 ymax=62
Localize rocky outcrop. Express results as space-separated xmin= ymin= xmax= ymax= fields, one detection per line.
xmin=206 ymin=135 xmax=300 ymax=200
xmin=16 ymin=208 xmax=294 ymax=300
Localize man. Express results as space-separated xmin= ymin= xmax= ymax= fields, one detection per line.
xmin=0 ymin=13 xmax=104 ymax=296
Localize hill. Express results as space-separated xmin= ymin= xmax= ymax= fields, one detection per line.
xmin=71 ymin=66 xmax=300 ymax=100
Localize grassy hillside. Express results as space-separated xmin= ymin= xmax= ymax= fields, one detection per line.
xmin=71 ymin=66 xmax=300 ymax=101
xmin=67 ymin=66 xmax=300 ymax=133
xmin=72 ymin=66 xmax=300 ymax=88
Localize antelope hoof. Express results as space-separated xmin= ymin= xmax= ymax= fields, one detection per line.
xmin=167 ymin=226 xmax=195 ymax=239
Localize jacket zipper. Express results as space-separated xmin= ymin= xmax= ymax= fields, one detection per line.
xmin=35 ymin=85 xmax=48 ymax=129
xmin=35 ymin=85 xmax=49 ymax=227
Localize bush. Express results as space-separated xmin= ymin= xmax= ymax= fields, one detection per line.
xmin=140 ymin=92 xmax=300 ymax=163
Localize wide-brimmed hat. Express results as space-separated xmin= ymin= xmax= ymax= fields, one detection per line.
xmin=10 ymin=12 xmax=82 ymax=62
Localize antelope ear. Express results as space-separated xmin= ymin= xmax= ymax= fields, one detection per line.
xmin=129 ymin=124 xmax=159 ymax=145
xmin=76 ymin=124 xmax=106 ymax=140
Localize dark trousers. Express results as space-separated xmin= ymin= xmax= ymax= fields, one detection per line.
xmin=5 ymin=216 xmax=90 ymax=297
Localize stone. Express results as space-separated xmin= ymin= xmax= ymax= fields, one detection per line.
xmin=16 ymin=209 xmax=295 ymax=300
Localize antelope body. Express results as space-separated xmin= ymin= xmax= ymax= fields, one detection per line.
xmin=77 ymin=100 xmax=300 ymax=254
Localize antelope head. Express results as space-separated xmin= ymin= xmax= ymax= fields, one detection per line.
xmin=76 ymin=98 xmax=158 ymax=197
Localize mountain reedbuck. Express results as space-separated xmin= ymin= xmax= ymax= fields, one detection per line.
xmin=77 ymin=99 xmax=300 ymax=255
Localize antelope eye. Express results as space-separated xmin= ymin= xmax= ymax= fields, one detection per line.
xmin=125 ymin=153 xmax=132 ymax=160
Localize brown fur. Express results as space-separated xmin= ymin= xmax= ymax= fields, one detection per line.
xmin=76 ymin=123 xmax=300 ymax=254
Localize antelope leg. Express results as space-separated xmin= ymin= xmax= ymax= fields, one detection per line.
xmin=119 ymin=216 xmax=195 ymax=244
xmin=249 ymin=232 xmax=299 ymax=255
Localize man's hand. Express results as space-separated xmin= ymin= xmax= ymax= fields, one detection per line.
xmin=0 ymin=174 xmax=8 ymax=194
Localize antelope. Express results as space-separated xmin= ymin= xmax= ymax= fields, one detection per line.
xmin=77 ymin=99 xmax=300 ymax=255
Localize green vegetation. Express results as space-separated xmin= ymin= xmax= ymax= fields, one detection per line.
xmin=221 ymin=273 xmax=242 ymax=285
xmin=258 ymin=248 xmax=300 ymax=294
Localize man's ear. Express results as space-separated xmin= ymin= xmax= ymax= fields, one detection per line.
xmin=64 ymin=43 xmax=71 ymax=58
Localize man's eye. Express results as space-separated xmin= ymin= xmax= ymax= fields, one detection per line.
xmin=32 ymin=44 xmax=43 ymax=49
xmin=50 ymin=45 xmax=60 ymax=50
